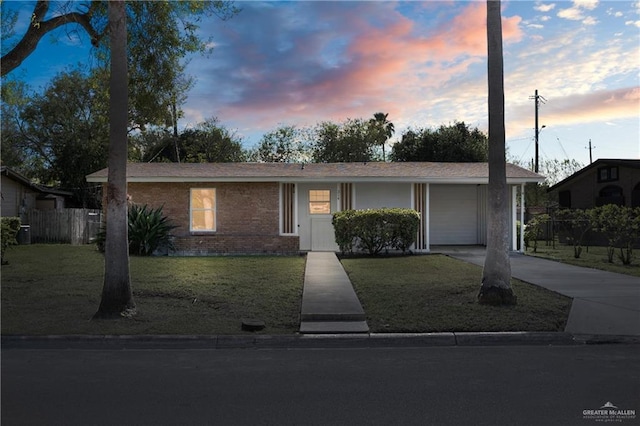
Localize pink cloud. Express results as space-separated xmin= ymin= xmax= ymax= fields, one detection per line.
xmin=186 ymin=2 xmax=525 ymax=139
xmin=507 ymin=87 xmax=640 ymax=136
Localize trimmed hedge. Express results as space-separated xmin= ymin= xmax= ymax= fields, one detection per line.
xmin=1 ymin=217 xmax=21 ymax=264
xmin=332 ymin=208 xmax=420 ymax=255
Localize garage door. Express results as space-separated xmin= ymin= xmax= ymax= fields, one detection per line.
xmin=430 ymin=185 xmax=478 ymax=245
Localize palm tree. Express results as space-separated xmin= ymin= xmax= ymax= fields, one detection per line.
xmin=94 ymin=0 xmax=135 ymax=318
xmin=478 ymin=0 xmax=516 ymax=305
xmin=370 ymin=112 xmax=395 ymax=162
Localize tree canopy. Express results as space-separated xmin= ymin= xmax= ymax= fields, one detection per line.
xmin=135 ymin=118 xmax=246 ymax=163
xmin=1 ymin=1 xmax=239 ymax=130
xmin=311 ymin=118 xmax=382 ymax=163
xmin=2 ymin=70 xmax=108 ymax=207
xmin=2 ymin=1 xmax=238 ymax=76
xmin=390 ymin=121 xmax=488 ymax=162
xmin=251 ymin=125 xmax=311 ymax=163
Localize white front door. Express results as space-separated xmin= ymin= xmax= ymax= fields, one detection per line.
xmin=311 ymin=217 xmax=337 ymax=251
xmin=298 ymin=184 xmax=338 ymax=251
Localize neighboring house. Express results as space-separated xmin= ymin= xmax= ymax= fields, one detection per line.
xmin=86 ymin=162 xmax=543 ymax=255
xmin=547 ymin=159 xmax=640 ymax=209
xmin=1 ymin=166 xmax=72 ymax=220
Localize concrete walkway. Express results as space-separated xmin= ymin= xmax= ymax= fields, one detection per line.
xmin=300 ymin=252 xmax=369 ymax=334
xmin=435 ymin=246 xmax=640 ymax=336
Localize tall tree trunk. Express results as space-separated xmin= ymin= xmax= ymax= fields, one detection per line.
xmin=94 ymin=0 xmax=134 ymax=318
xmin=478 ymin=0 xmax=516 ymax=305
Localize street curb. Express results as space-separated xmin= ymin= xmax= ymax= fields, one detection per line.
xmin=4 ymin=332 xmax=637 ymax=350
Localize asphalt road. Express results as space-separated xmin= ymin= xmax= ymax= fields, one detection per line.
xmin=2 ymin=345 xmax=639 ymax=426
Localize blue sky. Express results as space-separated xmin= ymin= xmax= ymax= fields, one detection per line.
xmin=2 ymin=0 xmax=639 ymax=167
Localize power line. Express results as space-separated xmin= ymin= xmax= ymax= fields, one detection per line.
xmin=556 ymin=137 xmax=570 ymax=160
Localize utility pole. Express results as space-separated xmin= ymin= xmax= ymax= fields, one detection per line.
xmin=586 ymin=139 xmax=595 ymax=164
xmin=529 ymin=90 xmax=546 ymax=173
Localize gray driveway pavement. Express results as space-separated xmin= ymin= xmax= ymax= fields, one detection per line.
xmin=435 ymin=246 xmax=640 ymax=336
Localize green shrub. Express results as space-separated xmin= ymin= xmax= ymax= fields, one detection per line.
xmin=332 ymin=208 xmax=420 ymax=255
xmin=1 ymin=217 xmax=21 ymax=264
xmin=95 ymin=204 xmax=177 ymax=256
xmin=524 ymin=214 xmax=549 ymax=253
xmin=332 ymin=209 xmax=357 ymax=254
xmin=554 ymin=209 xmax=593 ymax=258
xmin=591 ymin=205 xmax=640 ymax=265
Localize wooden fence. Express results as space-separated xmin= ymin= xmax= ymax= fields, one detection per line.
xmin=26 ymin=209 xmax=102 ymax=245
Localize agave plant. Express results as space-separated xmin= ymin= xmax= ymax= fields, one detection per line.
xmin=95 ymin=204 xmax=177 ymax=256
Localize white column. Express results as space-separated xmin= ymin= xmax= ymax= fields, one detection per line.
xmin=425 ymin=183 xmax=430 ymax=252
xmin=294 ymin=183 xmax=299 ymax=236
xmin=512 ymin=185 xmax=517 ymax=251
xmin=520 ymin=183 xmax=525 ymax=253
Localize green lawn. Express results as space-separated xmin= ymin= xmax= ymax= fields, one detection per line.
xmin=1 ymin=245 xmax=306 ymax=335
xmin=525 ymin=243 xmax=640 ymax=278
xmin=2 ymin=245 xmax=573 ymax=336
xmin=341 ymin=255 xmax=572 ymax=333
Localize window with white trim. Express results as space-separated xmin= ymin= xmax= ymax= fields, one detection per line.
xmin=190 ymin=188 xmax=216 ymax=232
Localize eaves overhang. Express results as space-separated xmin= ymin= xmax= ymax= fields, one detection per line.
xmin=87 ymin=175 xmax=544 ymax=184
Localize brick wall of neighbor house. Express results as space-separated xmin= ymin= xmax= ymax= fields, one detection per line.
xmin=125 ymin=182 xmax=299 ymax=255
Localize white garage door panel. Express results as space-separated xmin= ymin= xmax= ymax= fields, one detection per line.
xmin=430 ymin=185 xmax=478 ymax=245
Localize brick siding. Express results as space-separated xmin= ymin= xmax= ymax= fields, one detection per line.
xmin=124 ymin=182 xmax=300 ymax=255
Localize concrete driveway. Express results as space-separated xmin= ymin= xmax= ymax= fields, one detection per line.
xmin=434 ymin=246 xmax=640 ymax=336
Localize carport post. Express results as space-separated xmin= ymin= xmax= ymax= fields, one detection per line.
xmin=520 ymin=183 xmax=525 ymax=253
xmin=512 ymin=185 xmax=517 ymax=251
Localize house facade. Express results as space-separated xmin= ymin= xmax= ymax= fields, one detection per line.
xmin=1 ymin=166 xmax=71 ymax=219
xmin=86 ymin=162 xmax=543 ymax=255
xmin=548 ymin=159 xmax=640 ymax=209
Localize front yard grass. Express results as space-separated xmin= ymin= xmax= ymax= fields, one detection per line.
xmin=341 ymin=255 xmax=572 ymax=333
xmin=524 ymin=243 xmax=640 ymax=278
xmin=1 ymin=245 xmax=305 ymax=335
xmin=3 ymin=245 xmax=573 ymax=336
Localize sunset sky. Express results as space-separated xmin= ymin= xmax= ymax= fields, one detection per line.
xmin=3 ymin=1 xmax=639 ymax=167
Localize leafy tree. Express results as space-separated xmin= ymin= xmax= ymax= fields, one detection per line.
xmin=541 ymin=158 xmax=584 ymax=186
xmin=509 ymin=158 xmax=584 ymax=207
xmin=128 ymin=128 xmax=172 ymax=162
xmin=2 ymin=1 xmax=238 ymax=75
xmin=2 ymin=1 xmax=237 ymax=135
xmin=16 ymin=69 xmax=109 ymax=207
xmin=181 ymin=119 xmax=245 ymax=163
xmin=140 ymin=118 xmax=245 ymax=163
xmin=390 ymin=121 xmax=488 ymax=162
xmin=0 ymin=3 xmax=18 ymax=51
xmin=0 ymin=79 xmax=30 ymax=171
xmin=479 ymin=0 xmax=515 ymax=305
xmin=369 ymin=112 xmax=395 ymax=162
xmin=311 ymin=118 xmax=381 ymax=163
xmin=252 ymin=125 xmax=311 ymax=163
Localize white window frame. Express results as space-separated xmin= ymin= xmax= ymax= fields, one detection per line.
xmin=190 ymin=188 xmax=216 ymax=233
